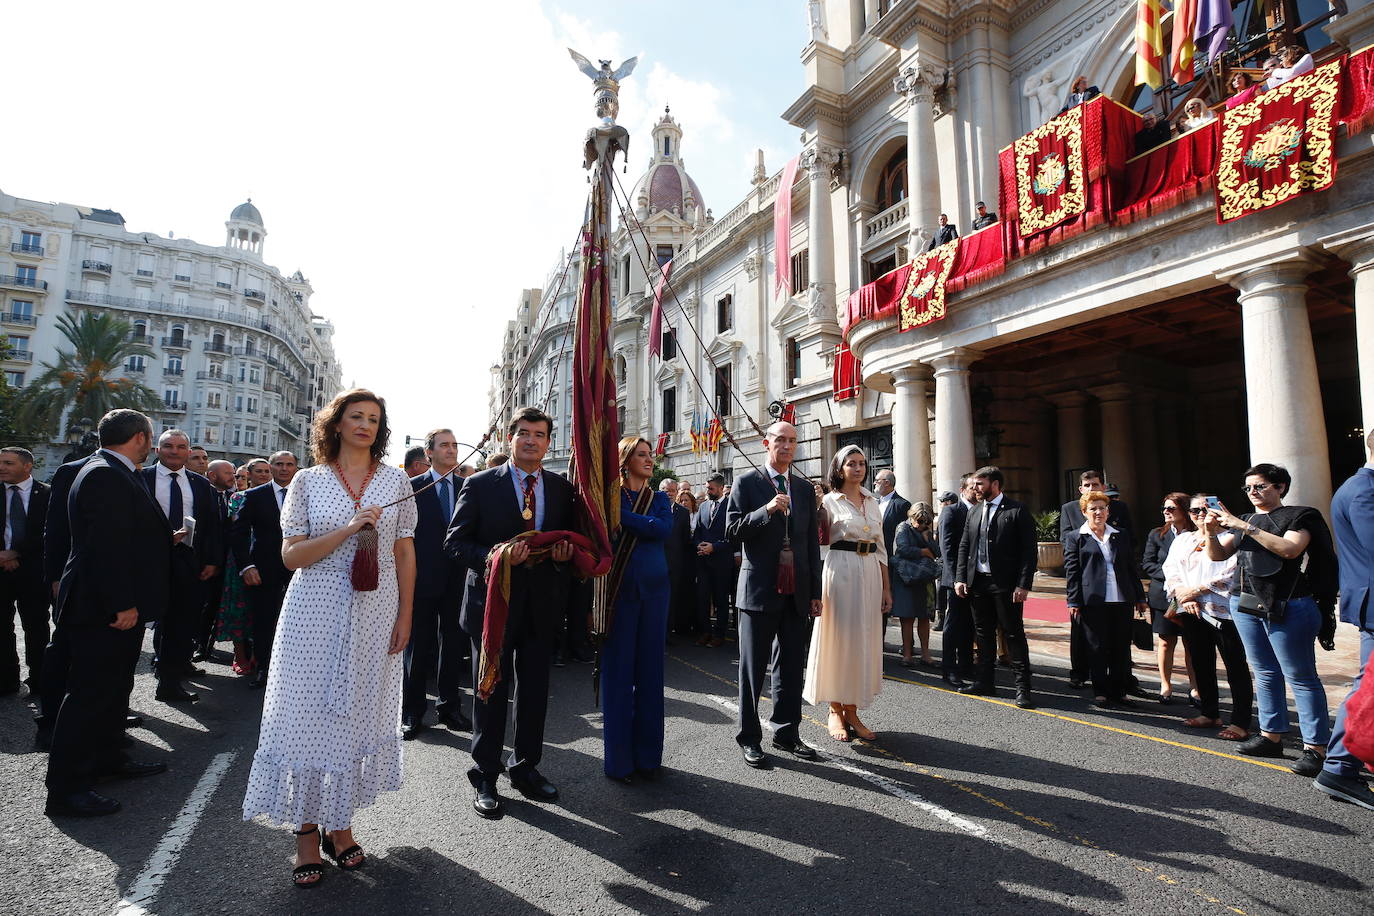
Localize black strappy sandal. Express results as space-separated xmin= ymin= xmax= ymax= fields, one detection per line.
xmin=291 ymin=827 xmax=326 ymax=888
xmin=322 ymin=832 xmax=366 ymax=870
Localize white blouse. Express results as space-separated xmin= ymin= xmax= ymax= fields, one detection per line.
xmin=1162 ymin=529 xmax=1237 ymax=621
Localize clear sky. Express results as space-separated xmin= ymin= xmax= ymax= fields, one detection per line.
xmin=6 ymin=0 xmax=806 ymax=460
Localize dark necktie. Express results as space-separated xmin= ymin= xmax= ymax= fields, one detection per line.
xmin=277 ymin=486 xmax=287 ymax=510
xmin=438 ymin=476 xmax=452 ymax=522
xmin=7 ymin=485 xmax=25 ymax=545
xmin=522 ymin=474 xmax=537 ymax=531
xmin=977 ymin=503 xmax=992 ymax=570
xmin=168 ymin=472 xmax=183 ymax=528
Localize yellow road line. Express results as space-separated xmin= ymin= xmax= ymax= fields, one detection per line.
xmin=668 ymin=652 xmax=1251 ymax=916
xmin=880 ymin=672 xmax=1294 ymax=773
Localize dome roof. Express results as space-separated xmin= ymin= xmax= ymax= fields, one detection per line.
xmin=629 ymin=107 xmax=705 ymax=222
xmin=229 ymin=199 xmax=263 ymax=225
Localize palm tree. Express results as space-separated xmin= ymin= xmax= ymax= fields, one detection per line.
xmin=16 ymin=311 xmax=163 ymax=441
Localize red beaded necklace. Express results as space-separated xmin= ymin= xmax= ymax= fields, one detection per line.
xmin=333 ymin=461 xmax=377 ymax=508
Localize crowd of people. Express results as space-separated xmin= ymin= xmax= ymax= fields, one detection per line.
xmin=3 ymin=397 xmax=1372 ymax=889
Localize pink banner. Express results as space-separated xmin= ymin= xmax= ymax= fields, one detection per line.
xmin=647 ymin=257 xmax=672 ymax=358
xmin=773 ymin=155 xmax=801 ymax=298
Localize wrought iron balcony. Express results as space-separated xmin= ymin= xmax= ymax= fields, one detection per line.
xmin=136 ymin=269 xmax=154 ymax=278
xmin=5 ymin=349 xmax=33 ymax=362
xmin=244 ymin=289 xmax=265 ymax=301
xmin=159 ymin=401 xmax=188 ymax=413
xmin=173 ymin=274 xmax=192 ymax=284
xmin=161 ymin=336 xmax=190 ymax=349
xmin=279 ymin=417 xmax=303 ymax=437
xmin=82 ymin=260 xmax=112 ymax=274
xmin=124 ymin=362 xmax=146 ymax=374
xmin=127 ymin=333 xmax=154 ymax=346
xmin=0 ymin=275 xmax=47 ymax=291
xmin=163 ymin=367 xmax=185 ymax=377
xmin=11 ymin=243 xmax=44 ymax=255
xmin=195 ymin=370 xmax=225 ymax=381
xmin=202 ymin=341 xmax=230 ymax=354
xmin=1 ymin=311 xmax=35 ymax=326
xmin=215 ymin=281 xmax=233 ymax=290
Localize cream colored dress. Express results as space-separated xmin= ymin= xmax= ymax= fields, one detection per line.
xmin=804 ymin=489 xmax=888 ymax=708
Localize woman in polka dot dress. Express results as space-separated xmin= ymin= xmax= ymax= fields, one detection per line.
xmin=242 ymin=388 xmax=416 ymax=888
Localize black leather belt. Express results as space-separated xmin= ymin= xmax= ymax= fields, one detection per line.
xmin=831 ymin=540 xmax=878 ymax=555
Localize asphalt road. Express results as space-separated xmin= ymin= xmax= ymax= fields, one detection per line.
xmin=2 ymin=629 xmax=1370 ymax=916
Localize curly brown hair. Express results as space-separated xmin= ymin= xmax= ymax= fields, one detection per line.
xmin=311 ymin=388 xmax=391 ymax=466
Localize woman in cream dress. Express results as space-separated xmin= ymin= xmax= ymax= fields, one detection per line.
xmin=804 ymin=445 xmax=892 ymax=741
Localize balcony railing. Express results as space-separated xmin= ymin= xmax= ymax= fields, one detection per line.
xmin=279 ymin=418 xmax=303 ymax=437
xmin=64 ymin=288 xmax=310 ymax=368
xmin=195 ymin=370 xmax=225 ymax=381
xmin=5 ymin=349 xmax=33 ymax=362
xmin=243 ymin=289 xmax=265 ymax=301
xmin=11 ymin=243 xmax=44 ymax=255
xmin=235 ymin=346 xmax=261 ymax=358
xmin=203 ymin=341 xmax=229 ymax=354
xmin=124 ymin=362 xmax=146 ymax=373
xmin=82 ymin=260 xmax=112 ymax=274
xmin=163 ymin=367 xmax=185 ymax=377
xmin=127 ymin=333 xmax=154 ymax=346
xmin=1 ymin=312 xmax=35 ymax=326
xmin=864 ymin=199 xmax=910 ymax=243
xmin=160 ymin=336 xmax=190 ymax=349
xmin=215 ymin=281 xmax=232 ymax=290
xmin=159 ymin=401 xmax=188 ymax=413
xmin=136 ymin=269 xmax=154 ymax=278
xmin=173 ymin=274 xmax=192 ymax=283
xmin=0 ymin=275 xmax=47 ymax=291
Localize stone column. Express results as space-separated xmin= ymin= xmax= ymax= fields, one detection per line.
xmin=930 ymin=348 xmax=981 ymax=497
xmin=1226 ymin=259 xmax=1333 ymax=510
xmin=1046 ymin=390 xmax=1091 ymax=490
xmin=891 ymin=363 xmax=933 ymax=505
xmin=802 ymin=145 xmax=842 ymax=330
xmin=965 ymin=22 xmax=999 ymax=220
xmin=1089 ymin=383 xmax=1139 ymax=512
xmin=894 ymin=66 xmax=941 ymax=254
xmin=1325 ymin=236 xmax=1374 ymax=437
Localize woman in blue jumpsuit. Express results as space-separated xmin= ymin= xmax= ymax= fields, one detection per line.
xmin=602 ymin=436 xmax=674 ymax=783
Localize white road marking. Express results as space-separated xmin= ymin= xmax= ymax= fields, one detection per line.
xmin=112 ymin=751 xmax=238 ymax=916
xmin=701 ymin=694 xmax=998 ymax=842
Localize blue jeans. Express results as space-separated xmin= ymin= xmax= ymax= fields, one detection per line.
xmin=1230 ymin=595 xmax=1331 ymax=746
xmin=1324 ymin=627 xmax=1374 ymax=778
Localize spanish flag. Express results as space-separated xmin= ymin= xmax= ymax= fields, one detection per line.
xmin=1169 ymin=0 xmax=1199 ymax=86
xmin=1135 ymin=0 xmax=1165 ymax=90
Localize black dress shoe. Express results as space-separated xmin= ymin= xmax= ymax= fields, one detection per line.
xmin=99 ymin=760 xmax=167 ymax=780
xmin=741 ymin=743 xmax=770 ymax=768
xmin=958 ymin=683 xmax=995 ymax=696
xmin=1015 ymin=691 xmax=1037 ymax=709
xmin=124 ymin=715 xmax=144 ymax=729
xmin=155 ymin=682 xmax=199 ymax=703
xmin=771 ymin=738 xmax=819 ymax=761
xmin=436 ymin=708 xmax=472 ymax=732
xmin=1126 ymin=684 xmax=1152 ymax=700
xmin=941 ymin=674 xmax=965 ymax=688
xmin=46 ymin=789 xmax=121 ymax=817
xmin=401 ymin=721 xmax=426 ymax=741
xmin=248 ymin=671 xmax=268 ymax=690
xmin=472 ymin=781 xmax=504 ymax=819
xmin=509 ymin=769 xmax=559 ymax=802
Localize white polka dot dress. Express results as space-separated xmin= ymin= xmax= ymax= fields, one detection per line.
xmin=242 ymin=463 xmax=417 ymax=830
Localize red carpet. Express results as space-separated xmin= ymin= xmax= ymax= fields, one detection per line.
xmin=1023 ymin=596 xmax=1071 ymax=624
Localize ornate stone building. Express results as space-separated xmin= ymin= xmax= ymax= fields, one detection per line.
xmin=1 ymin=189 xmax=342 ymax=468
xmin=493 ymin=0 xmax=1374 ymax=516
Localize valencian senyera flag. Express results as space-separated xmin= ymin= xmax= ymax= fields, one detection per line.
xmin=1170 ymin=0 xmax=1199 ymax=86
xmin=898 ymin=239 xmax=960 ymax=332
xmin=1012 ymin=103 xmax=1088 ymax=237
xmin=569 ymin=158 xmax=619 ymax=576
xmin=1216 ymin=60 xmax=1343 ymax=224
xmin=1135 ymin=0 xmax=1164 ymax=90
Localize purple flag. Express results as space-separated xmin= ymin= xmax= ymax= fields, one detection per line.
xmin=1195 ymin=0 xmax=1233 ymax=63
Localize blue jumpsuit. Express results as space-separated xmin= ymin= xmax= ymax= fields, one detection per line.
xmin=601 ymin=488 xmax=674 ymax=779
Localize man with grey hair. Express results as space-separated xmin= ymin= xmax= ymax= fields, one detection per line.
xmin=1 ymin=446 xmax=50 ymax=696
xmin=140 ymin=429 xmax=224 ymax=702
xmin=232 ymin=450 xmax=298 ymax=689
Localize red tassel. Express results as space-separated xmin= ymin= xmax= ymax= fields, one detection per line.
xmin=351 ymin=524 xmax=379 ymax=592
xmin=776 ymin=545 xmax=796 ymax=595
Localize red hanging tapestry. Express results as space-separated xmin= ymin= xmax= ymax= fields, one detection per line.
xmin=1340 ymin=44 xmax=1374 ymax=135
xmin=1012 ymin=103 xmax=1088 ymax=237
xmin=897 ymin=239 xmax=959 ymax=333
xmin=1215 ymin=59 xmax=1343 ymax=224
xmin=833 ymin=341 xmax=861 ymax=401
xmin=945 ymin=223 xmax=1006 ymax=293
xmin=843 ymin=262 xmax=911 ymax=337
xmin=1117 ymin=120 xmax=1219 ymax=225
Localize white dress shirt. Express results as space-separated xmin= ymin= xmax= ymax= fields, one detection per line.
xmin=975 ymin=492 xmax=1004 ymax=574
xmin=154 ymin=461 xmax=195 ymax=524
xmin=3 ymin=475 xmax=33 ymax=550
xmin=509 ymin=464 xmax=545 ymax=530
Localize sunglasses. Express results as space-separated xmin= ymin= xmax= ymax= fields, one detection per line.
xmin=1187 ymin=507 xmax=1208 ymax=516
xmin=1243 ymin=483 xmax=1272 ymax=493
xmin=1160 ymin=505 xmax=1179 ymax=513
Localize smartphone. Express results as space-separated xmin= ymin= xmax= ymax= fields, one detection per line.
xmin=1205 ymin=496 xmax=1222 ymax=512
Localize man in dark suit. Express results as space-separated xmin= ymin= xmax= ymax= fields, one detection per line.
xmin=1060 ymin=469 xmax=1135 ymax=689
xmin=659 ymin=479 xmax=694 ymax=638
xmin=955 ymin=465 xmax=1038 ymax=708
xmin=445 ymin=406 xmax=576 ymax=819
xmin=231 ymin=450 xmax=298 ymax=689
xmin=726 ymin=421 xmax=822 ymax=769
xmin=1 ymin=447 xmax=51 ymax=695
xmin=926 ymin=213 xmax=959 ymax=251
xmin=1315 ymin=435 xmax=1374 ymax=810
xmin=140 ymin=429 xmax=223 ymax=703
xmin=937 ymin=478 xmax=975 ymax=687
xmin=694 ymin=473 xmax=733 ymax=648
xmin=402 ymin=427 xmax=471 ymax=740
xmin=874 ymin=469 xmax=912 ymax=640
xmin=46 ymin=409 xmax=171 ymax=817
xmin=195 ymin=458 xmax=236 ymax=661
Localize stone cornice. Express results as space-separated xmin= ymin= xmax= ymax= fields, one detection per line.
xmin=781 ymin=85 xmax=848 ymax=130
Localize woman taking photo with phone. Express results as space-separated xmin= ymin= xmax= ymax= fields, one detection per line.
xmin=1203 ymin=464 xmax=1338 ymax=776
